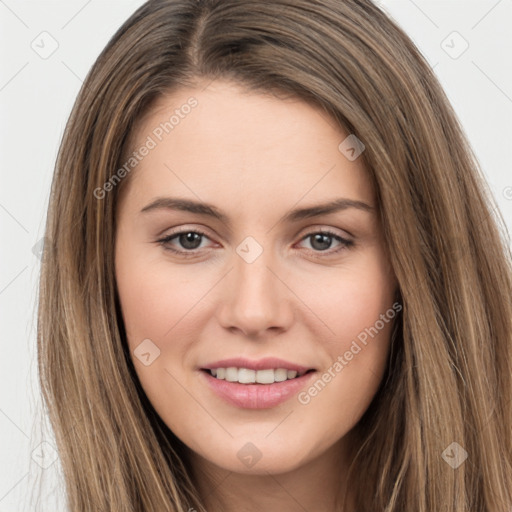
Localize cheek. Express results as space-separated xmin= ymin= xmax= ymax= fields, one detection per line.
xmin=115 ymin=254 xmax=211 ymax=433
xmin=294 ymin=249 xmax=396 ymax=347
xmin=295 ymin=304 xmax=394 ymax=448
xmin=115 ymin=252 xmax=222 ymax=404
xmin=116 ymin=252 xmax=207 ymax=346
xmin=292 ymin=254 xmax=396 ymax=420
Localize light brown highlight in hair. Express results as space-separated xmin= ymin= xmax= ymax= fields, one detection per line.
xmin=37 ymin=0 xmax=512 ymax=510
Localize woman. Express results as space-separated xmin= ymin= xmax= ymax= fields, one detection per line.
xmin=37 ymin=0 xmax=512 ymax=510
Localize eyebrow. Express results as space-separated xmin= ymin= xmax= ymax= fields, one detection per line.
xmin=140 ymin=196 xmax=374 ymax=225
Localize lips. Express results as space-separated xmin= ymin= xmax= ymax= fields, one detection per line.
xmin=198 ymin=357 xmax=317 ymax=409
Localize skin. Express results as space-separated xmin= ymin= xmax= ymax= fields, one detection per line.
xmin=115 ymin=80 xmax=398 ymax=512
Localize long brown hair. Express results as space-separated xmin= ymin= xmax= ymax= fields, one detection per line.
xmin=37 ymin=0 xmax=512 ymax=510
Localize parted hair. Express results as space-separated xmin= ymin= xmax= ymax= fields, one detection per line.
xmin=37 ymin=0 xmax=512 ymax=510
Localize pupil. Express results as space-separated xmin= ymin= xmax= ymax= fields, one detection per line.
xmin=180 ymin=232 xmax=202 ymax=249
xmin=311 ymin=233 xmax=332 ymax=251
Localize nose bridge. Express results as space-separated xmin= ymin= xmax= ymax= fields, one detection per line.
xmin=234 ymin=234 xmax=278 ymax=306
xmin=217 ymin=234 xmax=293 ymax=335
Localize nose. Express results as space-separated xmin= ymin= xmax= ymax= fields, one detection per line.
xmin=216 ymin=245 xmax=294 ymax=338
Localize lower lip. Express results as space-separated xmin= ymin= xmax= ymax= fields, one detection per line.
xmin=200 ymin=370 xmax=317 ymax=409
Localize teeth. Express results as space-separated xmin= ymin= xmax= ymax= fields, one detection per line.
xmin=256 ymin=369 xmax=275 ymax=384
xmin=274 ymin=368 xmax=287 ymax=382
xmin=238 ymin=368 xmax=256 ymax=383
xmin=225 ymin=367 xmax=238 ymax=382
xmin=208 ymin=367 xmax=304 ymax=384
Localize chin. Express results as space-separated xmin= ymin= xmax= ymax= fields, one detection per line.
xmin=191 ymin=435 xmax=315 ymax=476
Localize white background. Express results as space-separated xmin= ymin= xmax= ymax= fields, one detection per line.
xmin=1 ymin=1 xmax=511 ymax=510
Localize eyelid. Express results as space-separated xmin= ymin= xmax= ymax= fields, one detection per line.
xmin=158 ymin=224 xmax=351 ymax=241
xmin=156 ymin=223 xmax=215 ymax=239
xmin=295 ymin=224 xmax=353 ymax=240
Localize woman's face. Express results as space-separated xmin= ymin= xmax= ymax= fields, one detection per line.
xmin=115 ymin=80 xmax=398 ymax=476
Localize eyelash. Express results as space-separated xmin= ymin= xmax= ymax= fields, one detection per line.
xmin=156 ymin=228 xmax=354 ymax=258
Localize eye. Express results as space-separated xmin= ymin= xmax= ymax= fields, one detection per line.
xmin=157 ymin=228 xmax=214 ymax=257
xmin=296 ymin=230 xmax=354 ymax=255
xmin=156 ymin=227 xmax=354 ymax=257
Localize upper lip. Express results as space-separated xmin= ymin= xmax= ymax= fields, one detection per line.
xmin=200 ymin=357 xmax=315 ymax=374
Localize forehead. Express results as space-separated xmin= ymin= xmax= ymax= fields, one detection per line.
xmin=122 ymin=80 xmax=375 ymax=217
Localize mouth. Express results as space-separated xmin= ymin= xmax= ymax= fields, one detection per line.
xmin=198 ymin=357 xmax=318 ymax=408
